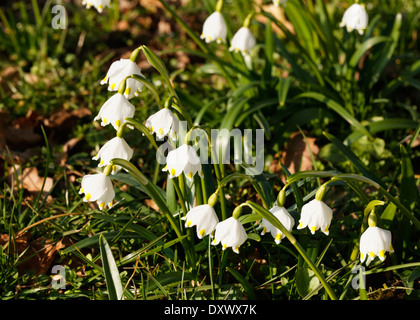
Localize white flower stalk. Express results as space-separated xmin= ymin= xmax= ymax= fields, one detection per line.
xmin=201 ymin=11 xmax=227 ymax=44
xmin=94 ymin=93 xmax=135 ymax=130
xmin=182 ymin=204 xmax=219 ymax=239
xmin=92 ymin=137 xmax=133 ymax=174
xmin=145 ymin=108 xmax=179 ymax=140
xmin=79 ymin=172 xmax=115 ymax=210
xmin=360 ymin=226 xmax=394 ymax=265
xmin=297 ymin=199 xmax=333 ymax=235
xmin=100 ymin=58 xmax=144 ymax=99
xmin=272 ymin=0 xmax=287 ymax=6
xmin=212 ymin=217 xmax=248 ymax=253
xmin=82 ymin=0 xmax=111 ymax=13
xmin=229 ymin=26 xmax=256 ymax=55
xmin=339 ymin=3 xmax=369 ymax=35
xmin=260 ymin=205 xmax=295 ymax=244
xmin=163 ymin=144 xmax=203 ymax=181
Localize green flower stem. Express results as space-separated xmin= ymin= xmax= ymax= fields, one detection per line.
xmin=110 ymin=158 xmax=196 ymax=268
xmin=103 ymin=164 xmax=113 ymax=176
xmin=246 ymin=200 xmax=338 ymax=300
xmin=129 ymin=74 xmax=162 ymax=109
xmin=243 ymin=12 xmax=254 ymax=29
xmin=194 ymin=175 xmax=204 ymax=206
xmin=172 ymin=177 xmax=188 ymax=217
xmin=123 ymin=118 xmax=159 ymax=151
xmin=215 ymin=0 xmax=224 ymax=12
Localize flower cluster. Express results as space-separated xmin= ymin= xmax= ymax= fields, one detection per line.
xmin=200 ymin=1 xmax=256 ymax=56
xmin=77 ymin=2 xmax=391 ymax=267
xmin=79 ymin=50 xmax=147 ymax=210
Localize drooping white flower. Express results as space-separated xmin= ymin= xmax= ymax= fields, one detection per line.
xmin=272 ymin=0 xmax=287 ymax=6
xmin=339 ymin=3 xmax=369 ymax=35
xmin=79 ymin=172 xmax=115 ymax=210
xmin=229 ymin=27 xmax=256 ymax=55
xmin=82 ymin=0 xmax=111 ymax=13
xmin=182 ymin=204 xmax=219 ymax=239
xmin=359 ymin=226 xmax=394 ymax=265
xmin=100 ymin=58 xmax=144 ymax=99
xmin=200 ymin=11 xmax=228 ymax=44
xmin=260 ymin=205 xmax=295 ymax=244
xmin=145 ymin=108 xmax=179 ymax=140
xmin=163 ymin=144 xmax=203 ymax=181
xmin=212 ymin=217 xmax=248 ymax=253
xmin=297 ymin=199 xmax=333 ymax=235
xmin=92 ymin=136 xmax=134 ymax=174
xmin=94 ymin=93 xmax=135 ymax=130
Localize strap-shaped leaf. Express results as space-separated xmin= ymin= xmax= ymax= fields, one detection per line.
xmin=99 ymin=234 xmax=124 ymax=300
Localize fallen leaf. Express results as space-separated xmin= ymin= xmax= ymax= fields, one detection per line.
xmin=6 ymin=109 xmax=42 ymax=150
xmin=0 ymin=233 xmax=66 ymax=276
xmin=278 ymin=131 xmax=319 ymax=181
xmin=144 ymin=198 xmax=160 ymax=212
xmin=7 ymin=165 xmax=53 ymax=199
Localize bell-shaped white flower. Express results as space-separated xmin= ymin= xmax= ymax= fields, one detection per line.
xmin=92 ymin=137 xmax=133 ymax=174
xmin=100 ymin=58 xmax=144 ymax=99
xmin=82 ymin=0 xmax=111 ymax=13
xmin=229 ymin=27 xmax=256 ymax=55
xmin=163 ymin=144 xmax=203 ymax=181
xmin=359 ymin=226 xmax=394 ymax=265
xmin=79 ymin=172 xmax=115 ymax=210
xmin=182 ymin=204 xmax=219 ymax=239
xmin=212 ymin=217 xmax=248 ymax=254
xmin=94 ymin=93 xmax=135 ymax=130
xmin=260 ymin=205 xmax=295 ymax=244
xmin=297 ymin=199 xmax=333 ymax=235
xmin=200 ymin=11 xmax=227 ymax=44
xmin=145 ymin=108 xmax=179 ymax=140
xmin=339 ymin=3 xmax=369 ymax=35
xmin=273 ymin=0 xmax=287 ymax=6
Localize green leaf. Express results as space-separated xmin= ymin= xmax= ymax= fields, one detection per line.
xmin=348 ymin=36 xmax=391 ymax=70
xmin=226 ymin=267 xmax=256 ymax=299
xmin=295 ymin=267 xmax=320 ymax=298
xmin=99 ymin=235 xmax=124 ymax=300
xmin=146 ymin=271 xmax=195 ymax=294
xmin=323 ymin=131 xmax=385 ymax=188
xmin=62 ymin=231 xmax=145 ymax=254
xmin=399 ymin=145 xmax=420 ymax=210
xmin=381 ymin=202 xmax=397 ymax=229
xmin=296 ymin=92 xmax=371 ymax=137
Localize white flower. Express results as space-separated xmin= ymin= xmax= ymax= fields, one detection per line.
xmin=260 ymin=205 xmax=295 ymax=244
xmin=359 ymin=226 xmax=394 ymax=265
xmin=163 ymin=144 xmax=203 ymax=181
xmin=272 ymin=0 xmax=287 ymax=6
xmin=297 ymin=199 xmax=333 ymax=235
xmin=212 ymin=217 xmax=248 ymax=253
xmin=94 ymin=93 xmax=135 ymax=130
xmin=200 ymin=11 xmax=227 ymax=44
xmin=339 ymin=3 xmax=369 ymax=35
xmin=145 ymin=108 xmax=179 ymax=140
xmin=79 ymin=173 xmax=115 ymax=210
xmin=100 ymin=58 xmax=144 ymax=99
xmin=182 ymin=204 xmax=219 ymax=239
xmin=229 ymin=27 xmax=256 ymax=55
xmin=82 ymin=0 xmax=111 ymax=13
xmin=92 ymin=137 xmax=133 ymax=174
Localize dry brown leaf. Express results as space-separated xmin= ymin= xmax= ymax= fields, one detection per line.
xmin=144 ymin=198 xmax=160 ymax=212
xmin=281 ymin=131 xmax=319 ymax=177
xmin=6 ymin=109 xmax=42 ymax=150
xmin=7 ymin=165 xmax=53 ymax=198
xmin=1 ymin=233 xmax=66 ymax=275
